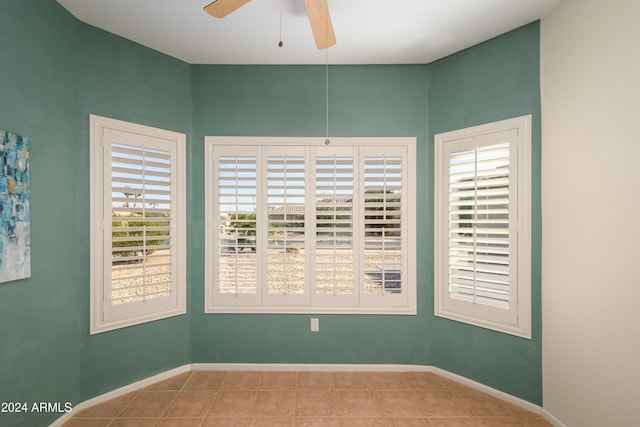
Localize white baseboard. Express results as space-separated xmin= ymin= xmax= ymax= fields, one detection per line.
xmin=429 ymin=366 xmax=544 ymax=416
xmin=541 ymin=408 xmax=568 ymax=427
xmin=191 ymin=363 xmax=433 ymax=372
xmin=50 ymin=363 xmax=566 ymax=427
xmin=49 ymin=364 xmax=191 ymax=427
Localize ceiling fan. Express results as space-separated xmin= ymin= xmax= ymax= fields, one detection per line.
xmin=203 ymin=0 xmax=336 ymax=49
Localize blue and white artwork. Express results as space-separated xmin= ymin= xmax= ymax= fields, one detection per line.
xmin=0 ymin=129 xmax=30 ymax=283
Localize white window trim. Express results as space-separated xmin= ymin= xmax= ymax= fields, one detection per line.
xmin=90 ymin=115 xmax=187 ymax=334
xmin=434 ymin=115 xmax=532 ymax=339
xmin=205 ymin=136 xmax=417 ymax=315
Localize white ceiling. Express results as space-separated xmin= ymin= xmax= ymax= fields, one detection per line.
xmin=56 ymin=0 xmax=562 ymax=65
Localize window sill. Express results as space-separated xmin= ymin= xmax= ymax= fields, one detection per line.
xmin=204 ymin=306 xmax=417 ymax=315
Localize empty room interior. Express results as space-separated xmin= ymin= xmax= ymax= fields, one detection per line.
xmin=0 ymin=0 xmax=638 ymax=426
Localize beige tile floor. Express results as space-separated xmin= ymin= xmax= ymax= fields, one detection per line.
xmin=63 ymin=371 xmax=553 ymax=427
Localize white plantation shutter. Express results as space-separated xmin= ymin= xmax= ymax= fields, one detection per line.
xmin=209 ymin=146 xmax=260 ymax=307
xmin=312 ymin=146 xmax=357 ymax=306
xmin=90 ymin=116 xmax=186 ymax=334
xmin=435 ymin=116 xmax=531 ymax=338
xmin=205 ymin=137 xmax=416 ymax=314
xmin=110 ymin=143 xmax=173 ymax=306
xmin=447 ymin=141 xmax=512 ymax=309
xmin=217 ymin=152 xmax=258 ymax=297
xmin=265 ymin=148 xmax=307 ymax=305
xmin=361 ymin=146 xmax=408 ymax=307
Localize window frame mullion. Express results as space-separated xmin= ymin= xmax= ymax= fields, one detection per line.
xmin=306 ymin=146 xmax=315 ymax=307
xmin=256 ymin=146 xmax=267 ymax=306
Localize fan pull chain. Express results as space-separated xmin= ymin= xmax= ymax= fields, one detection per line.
xmin=278 ymin=0 xmax=284 ymax=47
xmin=325 ymin=46 xmax=330 ymax=144
xmin=324 ymin=2 xmax=330 ymax=145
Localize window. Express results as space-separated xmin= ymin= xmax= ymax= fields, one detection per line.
xmin=205 ymin=137 xmax=416 ymax=314
xmin=434 ymin=116 xmax=531 ymax=338
xmin=90 ymin=115 xmax=186 ymax=334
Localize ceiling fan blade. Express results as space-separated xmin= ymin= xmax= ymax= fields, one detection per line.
xmin=203 ymin=0 xmax=251 ymax=18
xmin=304 ymin=0 xmax=336 ymax=49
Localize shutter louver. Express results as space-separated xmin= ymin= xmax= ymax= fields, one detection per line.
xmin=110 ymin=143 xmax=172 ymax=305
xmin=363 ymin=156 xmax=403 ymax=295
xmin=315 ymin=155 xmax=355 ymax=295
xmin=448 ymin=142 xmax=511 ymax=309
xmin=217 ymin=156 xmax=258 ymax=295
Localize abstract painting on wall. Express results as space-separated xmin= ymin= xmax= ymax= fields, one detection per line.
xmin=0 ymin=129 xmax=30 ymax=283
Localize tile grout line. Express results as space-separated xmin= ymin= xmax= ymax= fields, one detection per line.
xmin=197 ymin=370 xmax=221 ymax=427
xmin=291 ymin=373 xmax=299 ymax=422
xmin=63 ymin=370 xmax=552 ymax=426
xmin=108 ymin=388 xmax=142 ymax=425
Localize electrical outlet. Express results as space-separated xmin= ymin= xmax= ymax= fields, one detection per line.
xmin=310 ymin=318 xmax=319 ymax=332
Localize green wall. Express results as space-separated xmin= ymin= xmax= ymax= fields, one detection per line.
xmin=190 ymin=64 xmax=431 ymax=366
xmin=74 ymin=24 xmax=193 ymax=399
xmin=426 ymin=22 xmax=542 ymax=403
xmin=0 ymin=1 xmax=541 ymax=424
xmin=0 ymin=1 xmax=81 ymax=426
xmin=189 ymin=23 xmax=541 ymax=404
xmin=0 ymin=1 xmax=192 ymax=425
